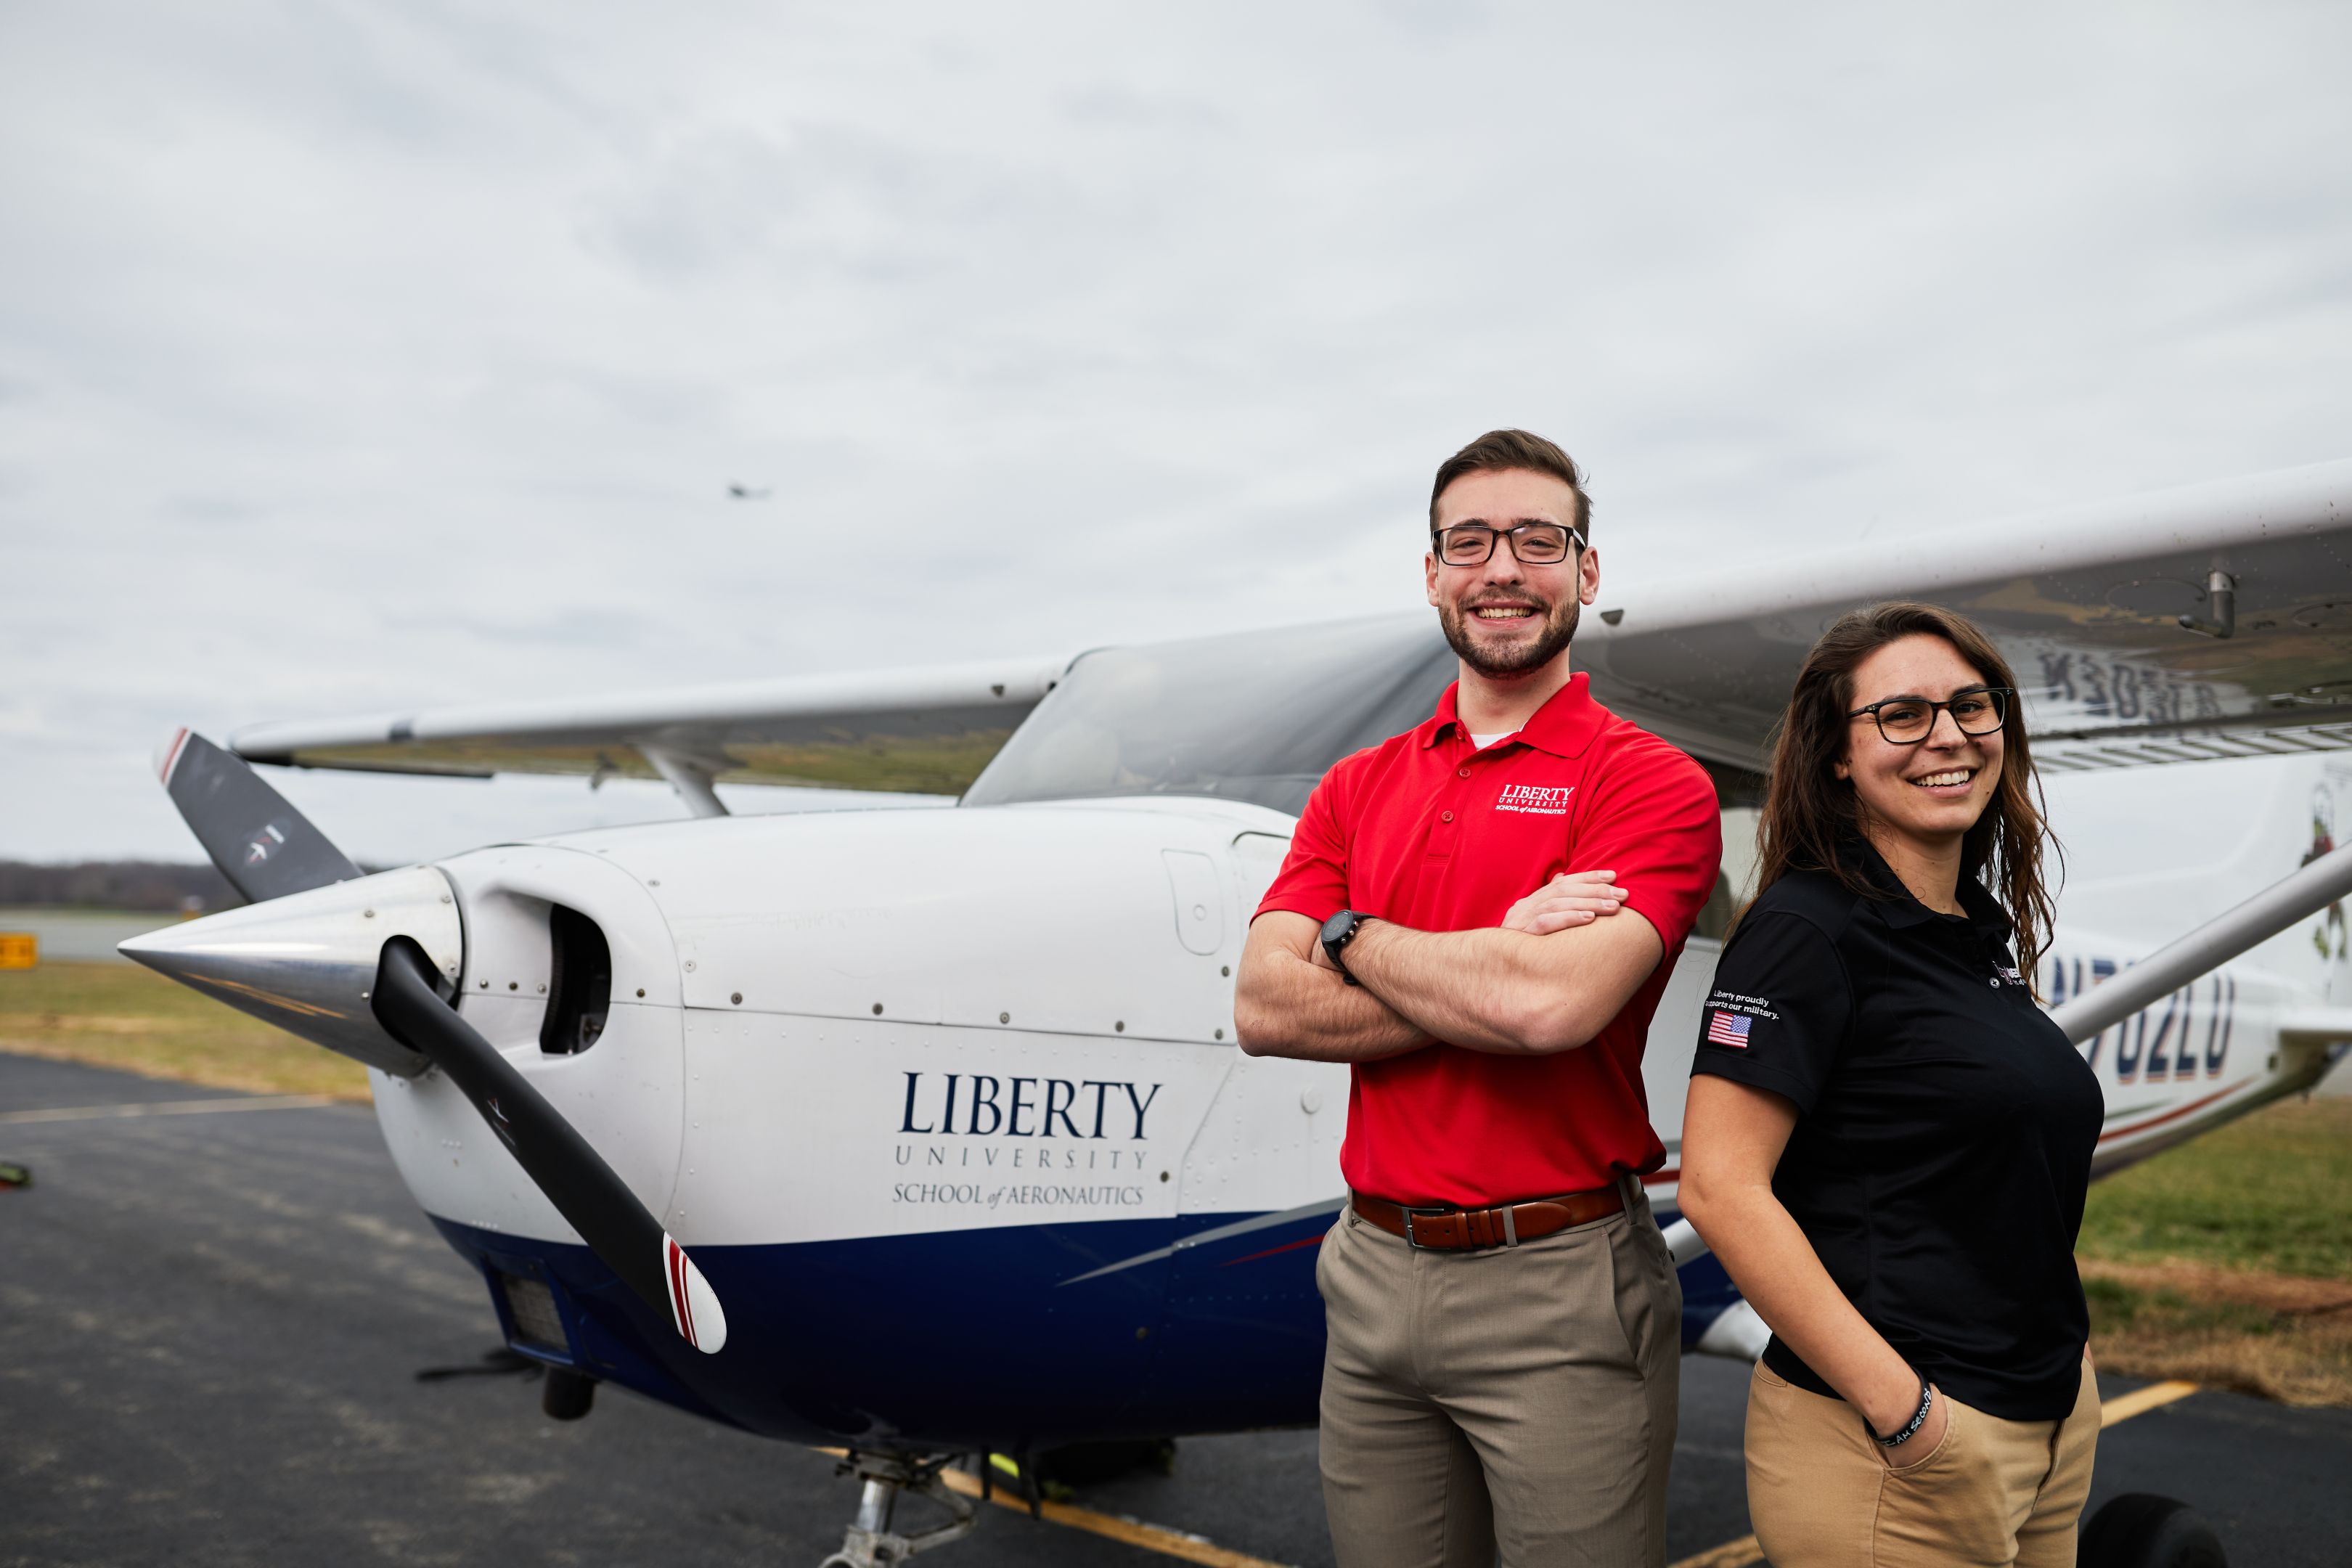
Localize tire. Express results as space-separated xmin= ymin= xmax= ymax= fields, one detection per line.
xmin=540 ymin=1365 xmax=597 ymax=1421
xmin=2080 ymin=1493 xmax=2227 ymax=1568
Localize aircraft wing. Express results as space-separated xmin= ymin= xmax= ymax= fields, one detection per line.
xmin=229 ymin=458 xmax=2352 ymax=800
xmin=230 ymin=656 xmax=1075 ymax=796
xmin=1577 ymin=457 xmax=2352 ymax=774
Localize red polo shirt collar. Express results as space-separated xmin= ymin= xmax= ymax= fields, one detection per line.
xmin=1415 ymin=671 xmax=1610 ymax=759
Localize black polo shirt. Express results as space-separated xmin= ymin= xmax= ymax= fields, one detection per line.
xmin=1691 ymin=845 xmax=2103 ymax=1421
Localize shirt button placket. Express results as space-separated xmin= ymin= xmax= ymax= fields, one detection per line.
xmin=1431 ymin=807 xmax=1459 ymax=857
xmin=1427 ymin=761 xmax=1467 ymax=859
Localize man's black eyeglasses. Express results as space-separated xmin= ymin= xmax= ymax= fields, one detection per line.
xmin=1430 ymin=522 xmax=1585 ymax=567
xmin=1848 ymin=687 xmax=2011 ymax=746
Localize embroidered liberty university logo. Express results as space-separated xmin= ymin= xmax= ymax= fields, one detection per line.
xmin=1495 ymin=784 xmax=1575 ymax=816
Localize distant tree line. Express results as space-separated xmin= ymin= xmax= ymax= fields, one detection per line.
xmin=0 ymin=861 xmax=245 ymax=912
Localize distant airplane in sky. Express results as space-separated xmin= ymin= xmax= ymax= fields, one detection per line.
xmin=727 ymin=483 xmax=772 ymax=499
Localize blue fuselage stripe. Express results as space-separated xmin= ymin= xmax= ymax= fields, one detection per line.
xmin=429 ymin=1204 xmax=1739 ymax=1450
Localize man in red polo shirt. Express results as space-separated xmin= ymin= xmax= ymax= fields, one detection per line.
xmin=1235 ymin=429 xmax=1721 ymax=1568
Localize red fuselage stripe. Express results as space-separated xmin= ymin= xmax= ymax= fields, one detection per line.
xmin=2096 ymin=1083 xmax=2240 ymax=1144
xmin=1219 ymin=1234 xmax=1326 ymax=1267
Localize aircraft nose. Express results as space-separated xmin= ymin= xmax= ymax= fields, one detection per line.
xmin=118 ymin=865 xmax=465 ymax=1079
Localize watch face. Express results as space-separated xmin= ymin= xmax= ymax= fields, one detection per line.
xmin=1320 ymin=911 xmax=1365 ymax=986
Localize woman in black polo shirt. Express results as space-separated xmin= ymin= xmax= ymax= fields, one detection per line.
xmin=1680 ymin=603 xmax=2103 ymax=1568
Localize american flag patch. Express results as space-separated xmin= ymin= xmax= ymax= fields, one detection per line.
xmin=1706 ymin=1010 xmax=1752 ymax=1048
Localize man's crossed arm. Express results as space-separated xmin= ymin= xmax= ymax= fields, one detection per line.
xmin=1232 ymin=871 xmax=1665 ymax=1063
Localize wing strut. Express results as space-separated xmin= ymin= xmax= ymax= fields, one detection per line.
xmin=642 ymin=746 xmax=730 ymax=818
xmin=2046 ymin=838 xmax=2352 ymax=1045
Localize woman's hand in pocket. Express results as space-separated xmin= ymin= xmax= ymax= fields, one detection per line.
xmin=1882 ymin=1386 xmax=1949 ymax=1470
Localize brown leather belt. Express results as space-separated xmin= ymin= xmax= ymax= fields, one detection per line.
xmin=1350 ymin=1183 xmax=1625 ymax=1251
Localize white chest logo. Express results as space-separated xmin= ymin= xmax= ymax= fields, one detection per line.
xmin=1495 ymin=784 xmax=1575 ymax=816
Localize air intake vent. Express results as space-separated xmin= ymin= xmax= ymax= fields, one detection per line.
xmin=541 ymin=904 xmax=612 ymax=1055
xmin=498 ymin=1273 xmax=568 ymax=1352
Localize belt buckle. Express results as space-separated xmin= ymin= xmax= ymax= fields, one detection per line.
xmin=1401 ymin=1205 xmax=1453 ymax=1249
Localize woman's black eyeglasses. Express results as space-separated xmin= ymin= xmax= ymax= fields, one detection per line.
xmin=1848 ymin=687 xmax=2011 ymax=745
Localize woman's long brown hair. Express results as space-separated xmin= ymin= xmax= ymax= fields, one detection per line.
xmin=1749 ymin=601 xmax=2059 ymax=978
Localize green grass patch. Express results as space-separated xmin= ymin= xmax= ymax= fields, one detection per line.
xmin=0 ymin=960 xmax=369 ymax=1100
xmin=2078 ymin=1097 xmax=2352 ymax=1278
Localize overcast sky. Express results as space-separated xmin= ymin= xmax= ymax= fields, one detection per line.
xmin=5 ymin=3 xmax=2349 ymax=863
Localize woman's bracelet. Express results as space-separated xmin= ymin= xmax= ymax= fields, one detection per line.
xmin=1871 ymin=1375 xmax=1935 ymax=1449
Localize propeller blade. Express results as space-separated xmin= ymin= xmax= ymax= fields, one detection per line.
xmin=155 ymin=727 xmax=362 ymax=904
xmin=139 ymin=734 xmax=722 ymax=1353
xmin=372 ymin=938 xmax=728 ymax=1355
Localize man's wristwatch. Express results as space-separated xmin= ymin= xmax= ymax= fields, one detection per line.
xmin=1320 ymin=910 xmax=1373 ymax=986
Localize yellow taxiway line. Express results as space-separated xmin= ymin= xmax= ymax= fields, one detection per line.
xmin=936 ymin=1464 xmax=1289 ymax=1568
xmin=1666 ymin=1379 xmax=2205 ymax=1568
xmin=2099 ymin=1379 xmax=2200 ymax=1426
xmin=1670 ymin=1536 xmax=1769 ymax=1568
xmin=813 ymin=1450 xmax=1291 ymax=1568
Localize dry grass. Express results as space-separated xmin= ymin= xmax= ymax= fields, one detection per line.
xmin=0 ymin=960 xmax=370 ymax=1101
xmin=2078 ymin=1095 xmax=2352 ymax=1405
xmin=2082 ymin=1259 xmax=2352 ymax=1407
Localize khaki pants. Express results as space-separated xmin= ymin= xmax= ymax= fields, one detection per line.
xmin=1746 ymin=1358 xmax=2099 ymax=1567
xmin=1315 ymin=1185 xmax=1683 ymax=1568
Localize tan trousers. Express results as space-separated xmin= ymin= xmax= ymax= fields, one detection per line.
xmin=1746 ymin=1358 xmax=2100 ymax=1568
xmin=1315 ymin=1185 xmax=1683 ymax=1568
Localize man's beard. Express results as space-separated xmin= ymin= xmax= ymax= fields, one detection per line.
xmin=1439 ymin=594 xmax=1581 ymax=678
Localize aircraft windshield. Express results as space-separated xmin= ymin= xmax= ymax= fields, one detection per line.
xmin=963 ymin=616 xmax=1456 ymax=817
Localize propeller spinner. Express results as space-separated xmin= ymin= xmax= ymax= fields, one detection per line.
xmin=123 ymin=730 xmax=728 ymax=1355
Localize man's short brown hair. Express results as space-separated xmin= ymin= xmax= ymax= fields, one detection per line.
xmin=1429 ymin=429 xmax=1592 ymax=537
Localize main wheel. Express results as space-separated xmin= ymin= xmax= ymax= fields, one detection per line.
xmin=2080 ymin=1493 xmax=2226 ymax=1568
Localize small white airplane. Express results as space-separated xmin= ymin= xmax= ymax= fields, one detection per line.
xmin=123 ymin=459 xmax=2352 ymax=1567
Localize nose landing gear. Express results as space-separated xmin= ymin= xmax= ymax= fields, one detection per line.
xmin=819 ymin=1453 xmax=977 ymax=1568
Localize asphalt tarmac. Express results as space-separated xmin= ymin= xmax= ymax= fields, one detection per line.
xmin=3 ymin=1051 xmax=2347 ymax=1567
